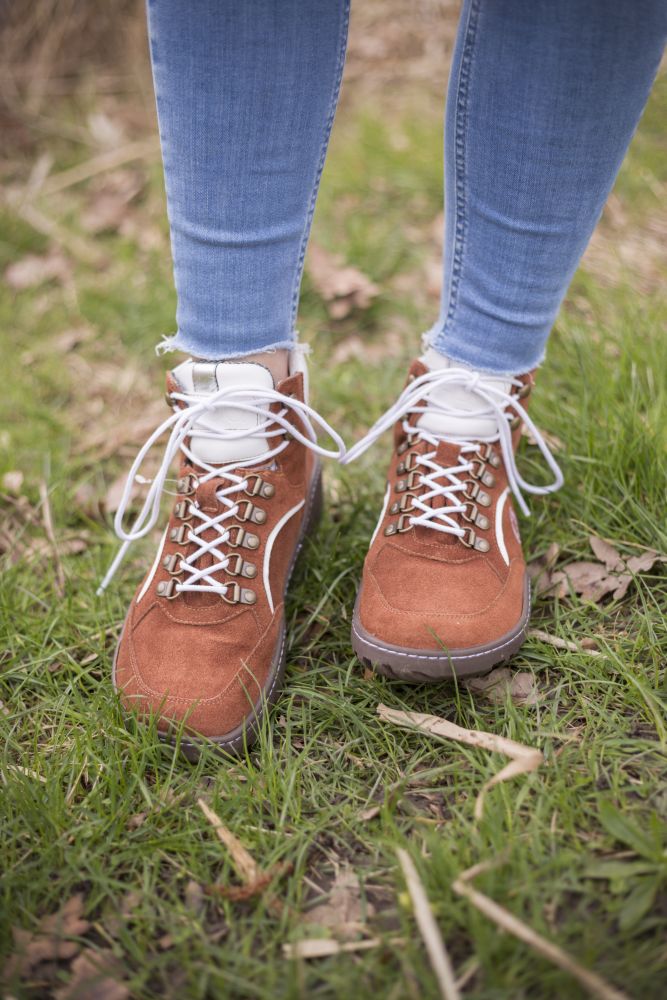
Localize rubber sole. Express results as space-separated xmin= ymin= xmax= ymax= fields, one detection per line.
xmin=351 ymin=576 xmax=531 ymax=682
xmin=112 ymin=464 xmax=323 ymax=760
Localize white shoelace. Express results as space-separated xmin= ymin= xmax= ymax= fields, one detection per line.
xmin=343 ymin=367 xmax=563 ymax=538
xmin=97 ymin=385 xmax=346 ymax=596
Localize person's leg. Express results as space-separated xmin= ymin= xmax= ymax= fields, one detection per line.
xmin=428 ymin=0 xmax=667 ymax=374
xmin=350 ymin=0 xmax=666 ymax=680
xmin=147 ymin=0 xmax=350 ymax=365
xmin=106 ymin=0 xmax=350 ymax=756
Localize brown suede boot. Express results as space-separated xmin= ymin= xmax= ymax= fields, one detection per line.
xmin=347 ymin=353 xmax=562 ymax=681
xmin=100 ymin=348 xmax=344 ymax=756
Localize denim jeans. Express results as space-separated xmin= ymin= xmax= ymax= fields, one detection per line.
xmin=147 ymin=0 xmax=666 ymax=374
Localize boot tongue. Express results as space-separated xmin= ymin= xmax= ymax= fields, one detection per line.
xmin=417 ymin=348 xmax=513 ymax=441
xmin=171 ymin=359 xmax=275 ymax=465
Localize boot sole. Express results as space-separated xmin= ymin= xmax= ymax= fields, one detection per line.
xmin=112 ymin=463 xmax=323 ymax=760
xmin=351 ymin=576 xmax=531 ymax=682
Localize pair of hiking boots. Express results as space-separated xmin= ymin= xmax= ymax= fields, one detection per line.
xmin=102 ymin=346 xmax=561 ymax=757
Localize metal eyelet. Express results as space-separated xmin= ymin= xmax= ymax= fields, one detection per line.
xmin=236 ymin=500 xmax=267 ymax=525
xmin=385 ymin=513 xmax=413 ymax=536
xmin=462 ymin=480 xmax=492 ymax=508
xmin=397 ymin=451 xmax=420 ymax=475
xmin=390 ymin=494 xmax=416 ymax=515
xmin=477 ymin=444 xmax=501 ymax=469
xmin=509 ymin=415 xmax=521 ymax=430
xmin=516 ymin=382 xmax=531 ymax=399
xmin=162 ymin=553 xmax=184 ymax=575
xmin=222 ymin=582 xmax=256 ymax=605
xmin=174 ymin=500 xmax=194 ymax=521
xmin=169 ymin=524 xmax=190 ymax=544
xmin=460 ymin=528 xmax=490 ymax=553
xmin=225 ymin=554 xmax=257 ymax=579
xmin=226 ymin=525 xmax=260 ymax=550
xmin=396 ymin=470 xmax=421 ymax=493
xmin=157 ymin=578 xmax=179 ymax=599
xmin=244 ymin=475 xmax=275 ymax=499
xmin=469 ymin=461 xmax=496 ymax=489
xmin=176 ymin=474 xmax=198 ymax=495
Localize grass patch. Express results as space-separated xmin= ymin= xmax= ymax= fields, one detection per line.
xmin=0 ymin=69 xmax=665 ymax=1000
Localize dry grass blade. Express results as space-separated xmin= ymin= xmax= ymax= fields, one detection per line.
xmin=396 ymin=848 xmax=460 ymax=1000
xmin=527 ymin=628 xmax=602 ymax=656
xmin=452 ymin=865 xmax=630 ymax=1000
xmin=197 ymin=798 xmax=258 ymax=883
xmin=39 ymin=139 xmax=159 ymax=197
xmin=283 ymin=936 xmax=404 ymax=960
xmin=38 ymin=480 xmax=65 ymax=597
xmin=377 ymin=704 xmax=544 ymax=821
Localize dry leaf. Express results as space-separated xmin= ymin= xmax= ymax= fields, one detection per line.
xmin=4 ymin=249 xmax=71 ymax=290
xmin=522 ymin=424 xmax=564 ymax=452
xmin=284 ymin=936 xmax=402 ymax=960
xmin=184 ymin=880 xmax=205 ymax=915
xmin=2 ymin=470 xmax=24 ymax=494
xmin=396 ymin=848 xmax=460 ymax=1000
xmin=50 ymin=327 xmax=93 ymax=353
xmin=527 ymin=543 xmax=560 ymax=597
xmin=103 ymin=473 xmax=131 ymax=516
xmin=197 ymin=798 xmax=258 ymax=883
xmin=304 ymin=866 xmax=373 ymax=940
xmin=306 ymin=243 xmax=379 ymax=319
xmin=464 ymin=667 xmax=539 ymax=706
xmin=6 ymin=894 xmax=90 ymax=978
xmin=81 ymin=170 xmax=144 ymax=234
xmin=552 ymin=537 xmax=665 ymax=604
xmin=588 ymin=535 xmax=625 ymax=572
xmin=377 ymin=704 xmax=543 ymax=821
xmin=53 ymin=948 xmax=129 ymax=1000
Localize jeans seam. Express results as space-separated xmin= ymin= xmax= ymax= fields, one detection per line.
xmin=288 ymin=0 xmax=350 ymax=328
xmin=441 ymin=0 xmax=481 ymax=337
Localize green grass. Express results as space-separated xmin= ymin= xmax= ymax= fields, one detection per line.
xmin=0 ymin=71 xmax=666 ymax=1000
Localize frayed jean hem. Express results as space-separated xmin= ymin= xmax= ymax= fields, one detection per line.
xmin=155 ymin=332 xmax=297 ymax=361
xmin=424 ymin=323 xmax=547 ymax=376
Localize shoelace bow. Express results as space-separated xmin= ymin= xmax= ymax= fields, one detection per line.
xmin=343 ymin=367 xmax=563 ymax=538
xmin=97 ymin=385 xmax=346 ymax=596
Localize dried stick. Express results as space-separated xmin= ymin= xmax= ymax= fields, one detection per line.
xmin=452 ymin=864 xmax=629 ymax=1000
xmin=396 ymin=848 xmax=460 ymax=1000
xmin=38 ymin=480 xmax=65 ymax=597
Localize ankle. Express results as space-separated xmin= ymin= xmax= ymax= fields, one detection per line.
xmin=238 ymin=349 xmax=289 ymax=384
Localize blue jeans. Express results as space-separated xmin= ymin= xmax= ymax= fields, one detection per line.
xmin=148 ymin=0 xmax=666 ymax=374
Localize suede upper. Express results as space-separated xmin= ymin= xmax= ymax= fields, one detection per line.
xmin=114 ymin=371 xmax=315 ymax=739
xmin=357 ymin=360 xmax=533 ymax=653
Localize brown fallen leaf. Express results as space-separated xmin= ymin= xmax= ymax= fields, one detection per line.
xmin=588 ymin=535 xmax=625 ymax=572
xmin=464 ymin=667 xmax=539 ymax=706
xmin=206 ymin=864 xmax=292 ymax=902
xmin=522 ymin=424 xmax=564 ymax=452
xmin=5 ymin=894 xmax=90 ymax=978
xmin=197 ymin=798 xmax=258 ymax=883
xmin=527 ymin=542 xmax=560 ymax=597
xmin=103 ymin=472 xmax=132 ymax=516
xmin=50 ymin=326 xmax=94 ymax=353
xmin=53 ymin=948 xmax=129 ymax=1000
xmin=2 ymin=470 xmax=24 ymax=495
xmin=184 ymin=880 xmax=206 ymax=915
xmin=533 ymin=536 xmax=665 ymax=604
xmin=377 ymin=704 xmax=543 ymax=821
xmin=304 ymin=866 xmax=374 ymax=941
xmin=453 ymin=861 xmax=629 ymax=1000
xmin=4 ymin=248 xmax=71 ymax=291
xmin=306 ymin=243 xmax=379 ymax=319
